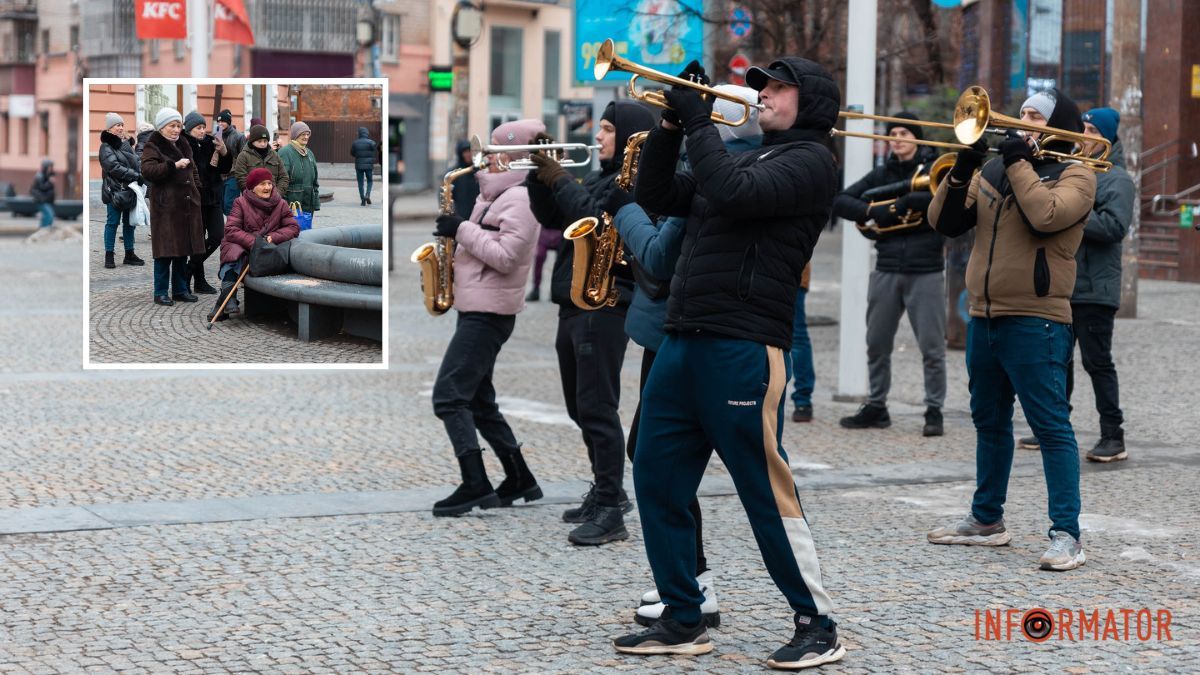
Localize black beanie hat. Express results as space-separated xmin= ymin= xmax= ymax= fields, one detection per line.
xmin=885 ymin=111 xmax=924 ymax=141
xmin=216 ymin=109 xmax=233 ymax=124
xmin=247 ymin=125 xmax=270 ymax=144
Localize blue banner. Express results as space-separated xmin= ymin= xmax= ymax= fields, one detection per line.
xmin=575 ymin=0 xmax=704 ymax=85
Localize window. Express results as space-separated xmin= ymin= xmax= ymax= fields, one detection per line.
xmin=19 ymin=118 xmax=29 ymax=155
xmin=0 ymin=113 xmax=7 ymax=154
xmin=543 ymin=31 xmax=561 ymax=139
xmin=489 ymin=27 xmax=523 ymax=118
xmin=149 ymin=39 xmax=158 ymax=63
xmin=41 ymin=29 xmax=49 ymax=56
xmin=381 ymin=14 xmax=399 ymax=61
xmin=69 ymin=25 xmax=78 ymax=52
xmin=174 ymin=40 xmax=185 ymax=61
xmin=39 ymin=111 xmax=48 ymax=156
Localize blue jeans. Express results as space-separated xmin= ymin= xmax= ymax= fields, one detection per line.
xmin=356 ymin=169 xmax=373 ymax=201
xmin=966 ymin=316 xmax=1080 ymax=540
xmin=222 ymin=177 xmax=238 ymax=215
xmin=790 ymin=288 xmax=815 ymax=407
xmin=38 ymin=203 xmax=54 ymax=228
xmin=153 ymin=256 xmax=190 ymax=297
xmin=103 ymin=203 xmax=135 ymax=253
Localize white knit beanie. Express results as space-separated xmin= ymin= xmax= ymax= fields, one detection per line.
xmin=713 ymin=85 xmax=762 ymax=143
xmin=105 ymin=113 xmax=124 ymax=130
xmin=154 ymin=107 xmax=183 ymax=131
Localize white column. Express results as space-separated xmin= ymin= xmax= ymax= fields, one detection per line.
xmin=243 ymin=85 xmax=253 ymax=129
xmin=266 ymin=86 xmax=278 ymax=135
xmin=188 ymin=0 xmax=209 ymax=78
xmin=135 ymin=85 xmax=147 ymax=126
xmin=185 ymin=84 xmax=198 ymax=117
xmin=836 ymin=0 xmax=877 ymax=401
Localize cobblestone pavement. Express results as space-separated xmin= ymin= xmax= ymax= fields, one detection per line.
xmin=85 ymin=178 xmax=384 ymax=365
xmin=0 ymin=220 xmax=1197 ymax=670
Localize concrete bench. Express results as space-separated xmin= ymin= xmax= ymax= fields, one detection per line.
xmin=7 ymin=196 xmax=38 ymax=217
xmin=54 ymin=200 xmax=83 ymax=220
xmin=3 ymin=197 xmax=81 ymax=219
xmin=240 ymin=225 xmax=383 ymax=343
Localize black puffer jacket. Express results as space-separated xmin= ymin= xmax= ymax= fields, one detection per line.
xmin=526 ymin=100 xmax=657 ymax=317
xmin=351 ymin=127 xmax=378 ymax=171
xmin=184 ymin=132 xmax=234 ymax=207
xmin=99 ymin=130 xmax=141 ymax=206
xmin=220 ymin=124 xmax=246 ymax=180
xmin=833 ymin=145 xmax=945 ymax=273
xmin=634 ymin=57 xmax=840 ymax=350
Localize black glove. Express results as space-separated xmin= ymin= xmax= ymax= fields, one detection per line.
xmin=856 ymin=223 xmax=880 ymax=240
xmin=1000 ymin=131 xmax=1034 ymax=168
xmin=530 ymin=152 xmax=569 ymax=187
xmin=605 ymin=187 xmax=635 ymax=215
xmin=949 ymin=139 xmax=988 ymax=183
xmin=662 ymin=60 xmax=713 ymax=131
xmin=434 ymin=214 xmax=464 ymax=238
xmin=867 ymin=203 xmax=897 ymax=228
xmin=896 ymin=191 xmax=933 ymax=216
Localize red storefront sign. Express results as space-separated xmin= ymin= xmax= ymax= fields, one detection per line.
xmin=135 ymin=0 xmax=188 ymax=40
xmin=214 ymin=0 xmax=255 ymax=46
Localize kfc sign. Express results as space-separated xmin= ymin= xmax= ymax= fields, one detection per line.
xmin=214 ymin=0 xmax=255 ymax=46
xmin=136 ymin=0 xmax=187 ymax=40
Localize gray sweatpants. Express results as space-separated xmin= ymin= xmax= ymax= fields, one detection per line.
xmin=866 ymin=269 xmax=947 ymax=409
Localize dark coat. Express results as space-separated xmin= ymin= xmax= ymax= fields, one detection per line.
xmin=184 ymin=132 xmax=234 ymax=207
xmin=220 ymin=124 xmax=246 ymax=180
xmin=526 ymin=100 xmax=657 ymax=316
xmin=232 ymin=145 xmax=289 ymax=195
xmin=30 ymin=163 xmax=55 ymax=204
xmin=140 ymin=131 xmax=206 ymax=259
xmin=451 ymin=140 xmax=480 ymax=218
xmin=350 ymin=127 xmax=378 ymax=171
xmin=832 ymin=145 xmax=945 ymax=274
xmin=634 ymin=57 xmax=841 ymax=350
xmin=99 ymin=130 xmax=141 ymax=206
xmin=220 ymin=189 xmax=301 ymax=264
xmin=1072 ymin=141 xmax=1133 ymax=309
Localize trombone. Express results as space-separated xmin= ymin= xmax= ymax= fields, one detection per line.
xmin=833 ymin=85 xmax=1111 ymax=172
xmin=469 ymin=134 xmax=598 ymax=171
xmin=593 ymin=38 xmax=763 ymax=127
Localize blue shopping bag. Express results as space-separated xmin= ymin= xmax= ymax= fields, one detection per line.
xmin=291 ymin=201 xmax=313 ymax=231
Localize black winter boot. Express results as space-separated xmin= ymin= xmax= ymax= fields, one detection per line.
xmin=922 ymin=407 xmax=944 ymax=437
xmin=207 ymin=275 xmax=238 ymax=322
xmin=494 ymin=451 xmax=543 ymax=506
xmin=122 ymin=251 xmax=145 ymax=266
xmin=432 ymin=451 xmax=501 ymax=517
xmin=839 ymin=403 xmax=891 ymax=429
xmin=104 ymin=251 xmax=116 ymax=269
xmin=191 ymin=260 xmax=218 ymax=294
xmin=568 ymin=504 xmax=629 ymax=546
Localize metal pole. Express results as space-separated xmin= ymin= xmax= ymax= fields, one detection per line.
xmin=836 ymin=0 xmax=877 ymax=401
xmin=1111 ymin=0 xmax=1142 ymax=318
xmin=189 ymin=0 xmax=209 ymax=78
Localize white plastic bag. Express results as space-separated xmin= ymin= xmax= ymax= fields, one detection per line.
xmin=128 ymin=182 xmax=149 ymax=228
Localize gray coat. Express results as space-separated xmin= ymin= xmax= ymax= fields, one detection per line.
xmin=1072 ymin=141 xmax=1134 ymax=309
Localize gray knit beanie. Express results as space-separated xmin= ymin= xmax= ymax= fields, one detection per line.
xmin=105 ymin=112 xmax=124 ymax=130
xmin=183 ymin=111 xmax=206 ymax=133
xmin=154 ymin=107 xmax=183 ymax=131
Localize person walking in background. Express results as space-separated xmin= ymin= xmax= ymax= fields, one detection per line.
xmin=927 ymin=88 xmax=1096 ymax=571
xmin=140 ymin=107 xmax=206 ymax=307
xmin=1018 ymin=107 xmax=1133 ymax=463
xmin=351 ymin=127 xmax=378 ymax=206
xmin=30 ymin=159 xmax=55 ymax=229
xmin=209 ymin=168 xmax=300 ymax=323
xmin=233 ymin=125 xmax=289 ymax=195
xmin=428 ymin=119 xmax=545 ymax=517
xmin=524 ymin=225 xmax=560 ymax=302
xmin=182 ymin=111 xmax=233 ymax=295
xmin=278 ymin=121 xmax=320 ymax=225
xmin=451 ymin=139 xmax=480 ymax=219
xmin=98 ymin=112 xmax=145 ymax=269
xmin=215 ymin=109 xmax=246 ymax=216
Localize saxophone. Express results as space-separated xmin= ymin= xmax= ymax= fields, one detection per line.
xmin=411 ymin=165 xmax=477 ymax=316
xmin=563 ymin=131 xmax=647 ymax=310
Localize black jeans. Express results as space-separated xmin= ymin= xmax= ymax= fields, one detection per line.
xmin=1068 ymin=303 xmax=1124 ymax=437
xmin=555 ymin=310 xmax=629 ymax=507
xmin=432 ymin=312 xmax=521 ymax=459
xmin=629 ymin=348 xmax=709 ymax=575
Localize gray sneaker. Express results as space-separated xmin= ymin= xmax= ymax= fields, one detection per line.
xmin=927 ymin=513 xmax=1012 ymax=546
xmin=1039 ymin=531 xmax=1086 ymax=571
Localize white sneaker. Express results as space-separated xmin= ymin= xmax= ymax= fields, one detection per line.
xmin=635 ymin=571 xmax=720 ymax=627
xmin=1039 ymin=531 xmax=1086 ymax=571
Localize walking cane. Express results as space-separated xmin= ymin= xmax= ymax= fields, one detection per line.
xmin=206 ymin=264 xmax=250 ymax=330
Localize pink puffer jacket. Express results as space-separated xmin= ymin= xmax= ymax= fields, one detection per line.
xmin=452 ymin=168 xmax=539 ymax=315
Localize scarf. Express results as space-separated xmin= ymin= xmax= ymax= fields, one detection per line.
xmin=290 ymin=140 xmax=308 ymax=157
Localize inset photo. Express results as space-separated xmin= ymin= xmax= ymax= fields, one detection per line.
xmin=83 ymin=79 xmax=387 ymax=367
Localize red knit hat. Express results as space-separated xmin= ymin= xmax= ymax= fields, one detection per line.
xmin=246 ymin=168 xmax=273 ymax=191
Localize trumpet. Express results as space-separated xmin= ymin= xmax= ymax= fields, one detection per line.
xmin=593 ymin=38 xmax=762 ymax=127
xmin=833 ymin=85 xmax=1111 ymax=173
xmin=857 ymin=153 xmax=957 ymax=236
xmin=469 ymin=134 xmax=598 ymax=171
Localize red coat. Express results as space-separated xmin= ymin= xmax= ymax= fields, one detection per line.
xmin=220 ymin=189 xmax=301 ymax=264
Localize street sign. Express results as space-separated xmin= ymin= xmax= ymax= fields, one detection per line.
xmin=729 ymin=7 xmax=752 ymax=40
xmin=728 ymin=53 xmax=750 ymax=86
xmin=575 ymin=0 xmax=703 ymax=85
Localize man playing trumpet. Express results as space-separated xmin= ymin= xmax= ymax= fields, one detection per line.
xmin=833 ymin=112 xmax=947 ymax=437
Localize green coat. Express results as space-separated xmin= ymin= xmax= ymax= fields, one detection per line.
xmin=278 ymin=143 xmax=320 ymax=213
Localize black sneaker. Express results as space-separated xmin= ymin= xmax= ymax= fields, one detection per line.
xmin=1018 ymin=435 xmax=1040 ymax=450
xmin=1086 ymin=436 xmax=1127 ymax=463
xmin=766 ymin=614 xmax=846 ymax=670
xmin=123 ymin=251 xmax=145 ymax=266
xmin=839 ymin=403 xmax=890 ymax=429
xmin=613 ymin=617 xmax=713 ymax=656
xmin=568 ymin=505 xmax=629 ymax=546
xmin=922 ymin=407 xmax=943 ymax=437
xmin=563 ymin=484 xmax=632 ymax=523
xmin=792 ymin=405 xmax=813 ymax=423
